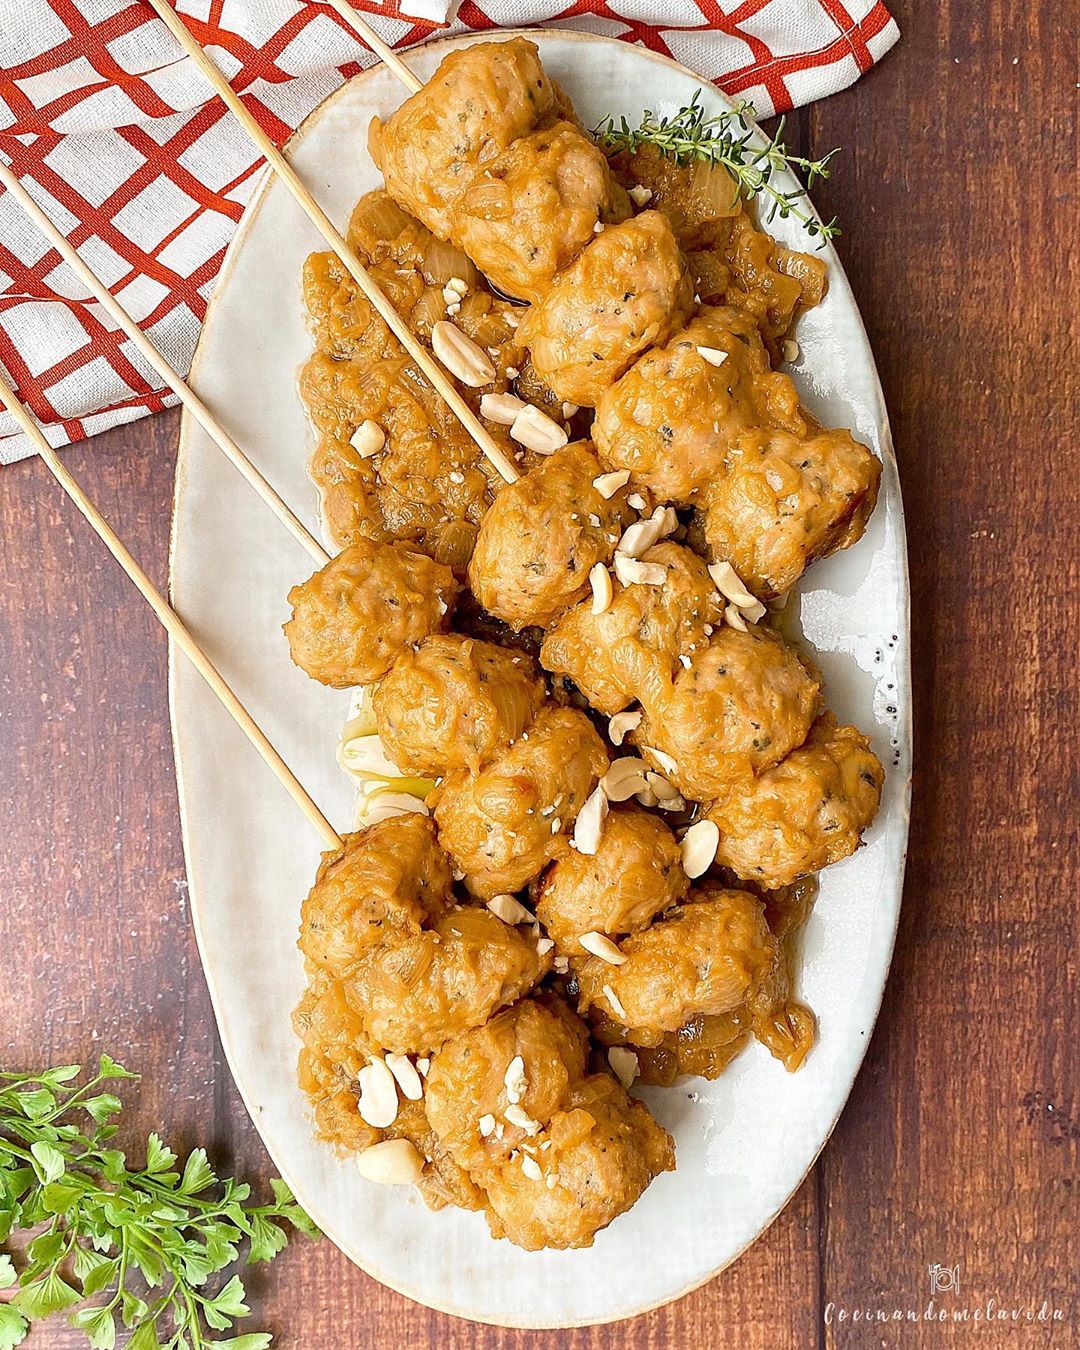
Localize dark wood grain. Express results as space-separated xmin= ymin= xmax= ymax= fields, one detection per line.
xmin=1 ymin=0 xmax=1077 ymax=1343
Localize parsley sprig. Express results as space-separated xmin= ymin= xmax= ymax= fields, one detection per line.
xmin=594 ymin=91 xmax=841 ymax=244
xmin=0 ymin=1058 xmax=319 ymax=1350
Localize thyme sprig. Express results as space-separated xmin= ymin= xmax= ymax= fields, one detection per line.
xmin=0 ymin=1058 xmax=319 ymax=1350
xmin=594 ymin=91 xmax=840 ymax=244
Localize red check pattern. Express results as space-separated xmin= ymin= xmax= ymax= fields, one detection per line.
xmin=0 ymin=0 xmax=898 ymax=463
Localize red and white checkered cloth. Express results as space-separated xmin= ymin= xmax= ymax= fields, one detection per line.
xmin=0 ymin=0 xmax=897 ymax=464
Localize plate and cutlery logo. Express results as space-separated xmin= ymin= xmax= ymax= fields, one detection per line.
xmin=928 ymin=1262 xmax=961 ymax=1296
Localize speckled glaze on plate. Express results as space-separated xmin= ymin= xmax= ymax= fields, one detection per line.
xmin=168 ymin=31 xmax=910 ymax=1328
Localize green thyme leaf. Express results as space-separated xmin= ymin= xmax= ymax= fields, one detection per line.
xmin=593 ymin=90 xmax=841 ymax=245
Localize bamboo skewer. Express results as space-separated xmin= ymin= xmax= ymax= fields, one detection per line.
xmin=0 ymin=160 xmax=328 ymax=568
xmin=323 ymin=0 xmax=423 ymax=94
xmin=0 ymin=377 xmax=342 ymax=852
xmin=146 ymin=0 xmax=519 ymax=486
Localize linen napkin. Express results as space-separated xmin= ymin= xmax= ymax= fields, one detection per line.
xmin=0 ymin=0 xmax=898 ymax=464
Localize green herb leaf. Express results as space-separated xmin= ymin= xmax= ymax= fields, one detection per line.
xmin=0 ymin=1304 xmax=29 ymax=1350
xmin=594 ymin=90 xmax=841 ymax=245
xmin=95 ymin=1055 xmax=137 ymax=1081
xmin=29 ymin=1141 xmax=65 ymax=1183
xmin=119 ymin=1289 xmax=148 ymax=1328
xmin=12 ymin=1270 xmax=81 ymax=1319
xmin=144 ymin=1133 xmax=177 ymax=1175
xmin=208 ymin=1275 xmax=250 ymax=1320
xmin=179 ymin=1148 xmax=216 ymax=1197
xmin=41 ymin=1180 xmax=83 ymax=1214
xmin=128 ymin=1322 xmax=162 ymax=1350
xmin=39 ymin=1065 xmax=82 ymax=1087
xmin=246 ymin=1215 xmax=288 ymax=1264
xmin=14 ymin=1089 xmax=55 ymax=1121
xmin=72 ymin=1249 xmax=116 ymax=1298
xmin=0 ymin=1061 xmax=316 ymax=1347
xmin=70 ymin=1305 xmax=117 ymax=1350
xmin=82 ymin=1095 xmax=123 ymax=1126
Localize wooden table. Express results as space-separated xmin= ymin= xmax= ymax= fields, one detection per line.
xmin=1 ymin=3 xmax=1076 ymax=1344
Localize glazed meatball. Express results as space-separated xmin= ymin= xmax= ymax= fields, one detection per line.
xmin=700 ymin=427 xmax=882 ymax=599
xmin=424 ymin=997 xmax=675 ymax=1250
xmin=295 ymin=965 xmax=375 ymax=1107
xmin=576 ymin=888 xmax=778 ymax=1034
xmin=284 ymin=539 xmax=458 ymax=688
xmin=593 ymin=306 xmax=805 ymax=501
xmin=608 ymin=144 xmax=828 ymax=343
xmin=297 ymin=815 xmax=547 ymax=1054
xmin=707 ymin=714 xmax=884 ymax=887
xmin=719 ymin=210 xmax=827 ymax=344
xmin=372 ymin=634 xmax=545 ymax=776
xmin=606 ymin=142 xmax=742 ymax=250
xmin=468 ymin=443 xmax=634 ymax=631
xmin=518 ymin=212 xmax=695 ymax=406
xmin=369 ymin=39 xmax=560 ymax=239
xmin=534 ymin=807 xmax=688 ymax=955
xmin=294 ymin=972 xmax=486 ymax=1212
xmin=298 ymin=812 xmax=453 ymax=978
xmin=449 ymin=122 xmax=630 ymax=304
xmin=540 ymin=540 xmax=724 ymax=714
xmin=588 ymin=882 xmax=818 ymax=1080
xmin=347 ymin=903 xmax=550 ymax=1055
xmin=432 ymin=705 xmax=608 ymax=899
xmin=632 ymin=626 xmax=821 ymax=800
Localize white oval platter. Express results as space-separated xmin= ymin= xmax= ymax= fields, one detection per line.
xmin=169 ymin=30 xmax=911 ymax=1328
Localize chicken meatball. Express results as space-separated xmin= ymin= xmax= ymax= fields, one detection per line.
xmin=297 ymin=815 xmax=547 ymax=1054
xmin=540 ymin=540 xmax=724 ymax=714
xmin=294 ymin=971 xmax=486 ymax=1213
xmin=347 ymin=903 xmax=550 ymax=1055
xmin=468 ymin=443 xmax=634 ymax=631
xmin=707 ymin=715 xmax=884 ymax=887
xmin=632 ymin=625 xmax=821 ymax=799
xmin=587 ymin=882 xmax=817 ymax=1079
xmin=448 ymin=122 xmax=630 ymax=304
xmin=534 ymin=807 xmax=688 ymax=954
xmin=369 ymin=39 xmax=560 ymax=239
xmin=699 ymin=427 xmax=882 ymax=598
xmin=372 ymin=634 xmax=545 ymax=776
xmin=576 ymin=888 xmax=778 ymax=1034
xmin=284 ymin=539 xmax=458 ymax=688
xmin=298 ymin=812 xmax=453 ymax=979
xmin=518 ymin=212 xmax=695 ymax=406
xmin=424 ymin=996 xmax=675 ymax=1250
xmin=432 ymin=705 xmax=608 ymax=898
xmin=593 ymin=306 xmax=805 ymax=500
xmin=295 ymin=966 xmax=375 ymax=1111
xmin=605 ymin=141 xmax=742 ymax=250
